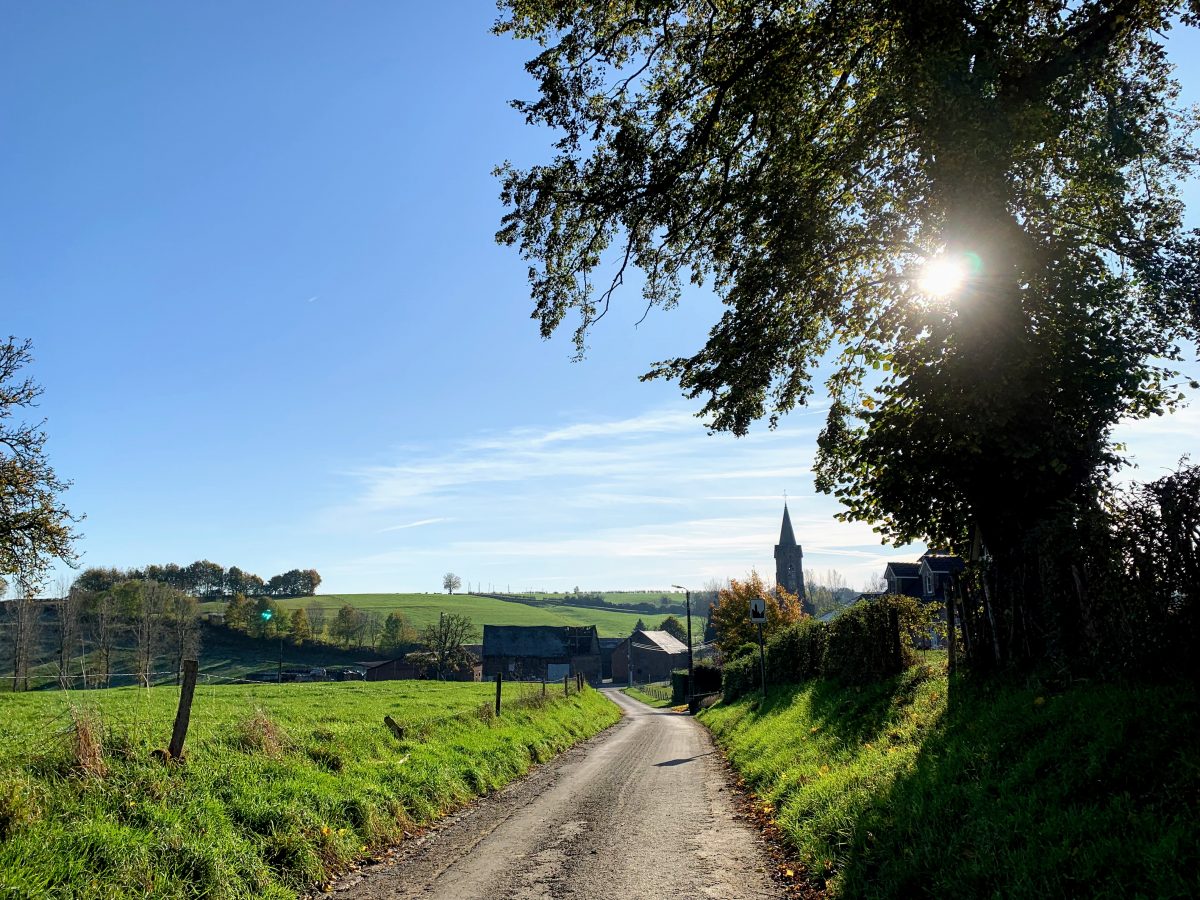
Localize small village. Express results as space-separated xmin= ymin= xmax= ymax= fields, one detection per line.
xmin=2 ymin=3 xmax=1198 ymax=899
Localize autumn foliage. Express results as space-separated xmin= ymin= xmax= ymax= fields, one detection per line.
xmin=709 ymin=571 xmax=805 ymax=659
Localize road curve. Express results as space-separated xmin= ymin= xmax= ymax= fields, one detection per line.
xmin=329 ymin=687 xmax=782 ymax=900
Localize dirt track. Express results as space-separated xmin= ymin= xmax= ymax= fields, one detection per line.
xmin=326 ymin=687 xmax=782 ymax=899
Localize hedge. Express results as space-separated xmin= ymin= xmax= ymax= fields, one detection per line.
xmin=721 ymin=595 xmax=929 ymax=700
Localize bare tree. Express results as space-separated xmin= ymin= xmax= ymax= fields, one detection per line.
xmin=304 ymin=600 xmax=326 ymax=639
xmin=442 ymin=572 xmax=462 ymax=594
xmin=364 ymin=610 xmax=384 ymax=650
xmin=163 ymin=586 xmax=200 ymax=682
xmin=7 ymin=585 xmax=42 ymax=692
xmin=55 ymin=578 xmax=86 ymax=689
xmin=117 ymin=581 xmax=166 ymax=687
xmin=422 ymin=613 xmax=477 ymax=680
xmin=82 ymin=588 xmax=117 ymax=688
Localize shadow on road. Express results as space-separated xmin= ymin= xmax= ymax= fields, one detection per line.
xmin=654 ymin=751 xmax=714 ymax=767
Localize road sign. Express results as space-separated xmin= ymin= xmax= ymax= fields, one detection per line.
xmin=749 ymin=596 xmax=767 ymax=624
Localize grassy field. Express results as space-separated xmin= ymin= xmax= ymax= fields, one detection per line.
xmin=0 ymin=679 xmax=620 ymax=899
xmin=699 ymin=666 xmax=1199 ymax=898
xmin=201 ymin=593 xmax=700 ymax=638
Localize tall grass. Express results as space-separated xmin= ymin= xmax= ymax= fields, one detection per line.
xmin=0 ymin=680 xmax=619 ymax=899
xmin=700 ymin=666 xmax=1198 ymax=898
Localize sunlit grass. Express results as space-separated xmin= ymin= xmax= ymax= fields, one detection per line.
xmin=701 ymin=668 xmax=1198 ymax=898
xmin=0 ymin=680 xmax=619 ymax=899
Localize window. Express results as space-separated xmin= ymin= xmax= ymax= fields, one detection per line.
xmin=924 ymin=572 xmax=934 ymax=595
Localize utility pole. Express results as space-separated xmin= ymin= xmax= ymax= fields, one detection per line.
xmin=672 ymin=584 xmax=695 ymax=712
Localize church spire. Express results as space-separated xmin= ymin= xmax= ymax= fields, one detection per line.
xmin=774 ymin=501 xmax=807 ymax=611
xmin=778 ymin=502 xmax=797 ymax=546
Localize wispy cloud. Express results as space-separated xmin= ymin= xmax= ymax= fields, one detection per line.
xmin=321 ymin=405 xmax=915 ymax=591
xmin=378 ymin=517 xmax=450 ymax=532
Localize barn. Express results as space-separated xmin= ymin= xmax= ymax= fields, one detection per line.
xmin=481 ymin=625 xmax=602 ymax=683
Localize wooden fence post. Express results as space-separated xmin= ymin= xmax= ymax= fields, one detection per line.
xmin=495 ymin=671 xmax=503 ymax=717
xmin=542 ymin=679 xmax=546 ymax=698
xmin=563 ymin=673 xmax=569 ymax=697
xmin=167 ymin=659 xmax=198 ymax=761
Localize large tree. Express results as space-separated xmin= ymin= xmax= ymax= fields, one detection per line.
xmin=1 ymin=338 xmax=79 ymax=590
xmin=495 ymin=1 xmax=1200 ymax=669
xmin=421 ymin=613 xmax=478 ymax=680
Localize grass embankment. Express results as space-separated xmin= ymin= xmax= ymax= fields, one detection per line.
xmin=621 ymin=686 xmax=672 ymax=708
xmin=700 ymin=666 xmax=1198 ymax=898
xmin=200 ymin=592 xmax=680 ymax=638
xmin=0 ymin=680 xmax=620 ymax=899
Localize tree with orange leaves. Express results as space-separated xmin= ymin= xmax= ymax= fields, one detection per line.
xmin=709 ymin=571 xmax=804 ymax=659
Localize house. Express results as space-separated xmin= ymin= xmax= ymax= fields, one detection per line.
xmin=884 ymin=561 xmax=923 ymax=598
xmin=918 ymin=554 xmax=965 ymax=603
xmin=610 ymin=629 xmax=689 ymax=684
xmin=883 ymin=552 xmax=965 ymax=604
xmin=877 ymin=552 xmax=967 ymax=649
xmin=482 ymin=625 xmax=602 ymax=683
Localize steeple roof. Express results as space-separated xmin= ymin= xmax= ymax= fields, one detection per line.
xmin=778 ymin=503 xmax=797 ymax=546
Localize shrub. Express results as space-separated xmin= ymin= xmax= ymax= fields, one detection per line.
xmin=765 ymin=618 xmax=827 ymax=685
xmin=670 ymin=670 xmax=689 ymax=705
xmin=824 ymin=596 xmax=915 ymax=684
xmin=722 ymin=653 xmax=760 ymax=701
xmin=692 ymin=663 xmax=722 ymax=695
xmin=728 ymin=641 xmax=758 ymax=661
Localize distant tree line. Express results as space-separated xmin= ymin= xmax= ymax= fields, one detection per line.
xmin=221 ymin=595 xmax=420 ymax=656
xmin=72 ymin=562 xmax=321 ymax=599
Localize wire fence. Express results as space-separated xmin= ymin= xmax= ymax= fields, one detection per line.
xmin=631 ymin=680 xmax=674 ymax=703
xmin=0 ymin=666 xmax=594 ymax=771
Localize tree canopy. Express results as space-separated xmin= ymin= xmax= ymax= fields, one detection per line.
xmin=496 ymin=0 xmax=1200 ymax=669
xmin=0 ymin=338 xmax=79 ymax=591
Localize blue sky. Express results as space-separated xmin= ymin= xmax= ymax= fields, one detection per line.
xmin=3 ymin=3 xmax=1198 ymax=595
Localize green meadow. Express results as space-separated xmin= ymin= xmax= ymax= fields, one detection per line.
xmin=700 ymin=666 xmax=1199 ymax=898
xmin=0 ymin=680 xmax=620 ymax=899
xmin=203 ymin=592 xmax=700 ymax=638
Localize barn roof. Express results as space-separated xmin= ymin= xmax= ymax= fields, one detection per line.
xmin=482 ymin=625 xmax=598 ymax=658
xmin=632 ymin=629 xmax=688 ymax=654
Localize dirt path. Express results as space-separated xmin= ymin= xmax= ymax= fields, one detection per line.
xmin=327 ymin=687 xmax=782 ymax=900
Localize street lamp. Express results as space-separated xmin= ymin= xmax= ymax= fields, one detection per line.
xmin=671 ymin=585 xmax=695 ymax=712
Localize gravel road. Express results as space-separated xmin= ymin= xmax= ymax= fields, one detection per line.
xmin=327 ymin=687 xmax=782 ymax=900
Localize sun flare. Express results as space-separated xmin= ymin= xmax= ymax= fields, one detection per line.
xmin=917 ymin=256 xmax=969 ymax=297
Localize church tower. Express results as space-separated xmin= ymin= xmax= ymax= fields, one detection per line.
xmin=774 ymin=503 xmax=808 ymax=610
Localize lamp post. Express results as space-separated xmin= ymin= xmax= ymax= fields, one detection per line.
xmin=671 ymin=585 xmax=694 ymax=712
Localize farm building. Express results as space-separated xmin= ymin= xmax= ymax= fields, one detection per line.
xmin=598 ymin=637 xmax=624 ymax=680
xmin=610 ymin=629 xmax=689 ymax=685
xmin=482 ymin=625 xmax=602 ymax=683
xmin=356 ymin=657 xmax=480 ymax=682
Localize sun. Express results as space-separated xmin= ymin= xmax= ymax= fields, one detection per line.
xmin=917 ymin=255 xmax=969 ymax=297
